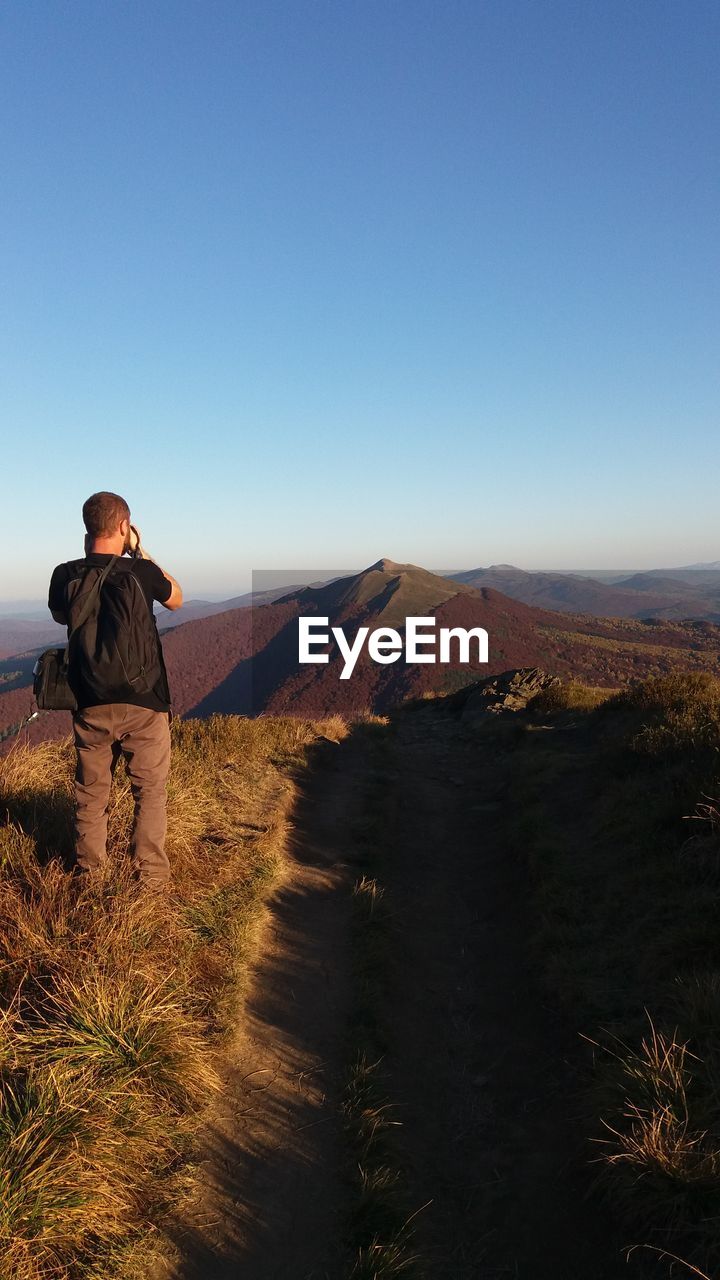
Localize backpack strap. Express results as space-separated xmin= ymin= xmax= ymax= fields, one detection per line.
xmin=63 ymin=555 xmax=120 ymax=662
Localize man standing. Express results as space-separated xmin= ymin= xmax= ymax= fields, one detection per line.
xmin=48 ymin=491 xmax=183 ymax=886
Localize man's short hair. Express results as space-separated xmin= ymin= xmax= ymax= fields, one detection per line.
xmin=82 ymin=492 xmax=131 ymax=539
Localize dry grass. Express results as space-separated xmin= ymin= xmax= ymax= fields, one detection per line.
xmin=586 ymin=1017 xmax=720 ymax=1188
xmin=0 ymin=711 xmax=343 ymax=1280
xmin=528 ymin=677 xmax=619 ymax=713
xmin=612 ymin=673 xmax=720 ymax=758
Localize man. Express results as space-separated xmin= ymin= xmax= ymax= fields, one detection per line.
xmin=48 ymin=491 xmax=183 ymax=886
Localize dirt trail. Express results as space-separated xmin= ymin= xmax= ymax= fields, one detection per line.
xmin=157 ymin=708 xmax=655 ymax=1279
xmin=153 ymin=735 xmax=367 ymax=1280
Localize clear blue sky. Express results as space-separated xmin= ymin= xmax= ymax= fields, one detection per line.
xmin=2 ymin=0 xmax=718 ymax=600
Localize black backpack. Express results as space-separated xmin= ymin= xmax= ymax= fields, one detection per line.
xmin=34 ymin=557 xmax=165 ymax=710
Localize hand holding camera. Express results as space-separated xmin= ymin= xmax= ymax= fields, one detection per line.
xmin=127 ymin=524 xmax=142 ymax=557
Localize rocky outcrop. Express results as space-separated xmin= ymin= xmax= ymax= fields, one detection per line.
xmin=446 ymin=668 xmax=561 ymax=724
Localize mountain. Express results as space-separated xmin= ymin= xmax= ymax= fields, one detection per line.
xmin=4 ymin=556 xmax=720 ymax=750
xmin=448 ymin=565 xmax=677 ymax=617
xmin=0 ymin=618 xmax=66 ymax=660
xmin=276 ymin=557 xmax=477 ymax=624
xmin=614 ymin=573 xmax=702 ymax=595
xmin=448 ymin=565 xmax=720 ymax=621
xmin=0 ymin=585 xmax=322 ymax=656
xmin=608 ymin=567 xmax=720 ymax=590
xmin=677 ymin=560 xmax=720 ymax=570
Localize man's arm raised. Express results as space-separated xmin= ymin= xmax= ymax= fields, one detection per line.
xmin=128 ymin=527 xmax=183 ymax=611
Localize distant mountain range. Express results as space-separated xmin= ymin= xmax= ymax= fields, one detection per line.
xmin=0 ymin=619 xmax=66 ymax=660
xmin=445 ymin=564 xmax=720 ymax=620
xmin=0 ymin=584 xmax=322 ymax=655
xmin=4 ymin=556 xmax=720 ymax=751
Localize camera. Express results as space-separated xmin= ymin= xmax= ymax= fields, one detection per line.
xmin=127 ymin=524 xmax=141 ymax=558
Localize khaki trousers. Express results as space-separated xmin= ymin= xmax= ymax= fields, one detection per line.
xmin=72 ymin=703 xmax=172 ymax=884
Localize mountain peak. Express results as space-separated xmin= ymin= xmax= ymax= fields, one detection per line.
xmin=366 ymin=557 xmax=419 ymax=574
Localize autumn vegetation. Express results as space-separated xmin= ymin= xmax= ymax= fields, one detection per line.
xmin=0 ymin=713 xmax=345 ymax=1280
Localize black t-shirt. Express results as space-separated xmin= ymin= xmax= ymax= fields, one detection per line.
xmin=48 ymin=553 xmax=173 ymax=712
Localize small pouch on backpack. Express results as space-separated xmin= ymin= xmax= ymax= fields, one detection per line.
xmin=33 ymin=649 xmax=78 ymax=711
